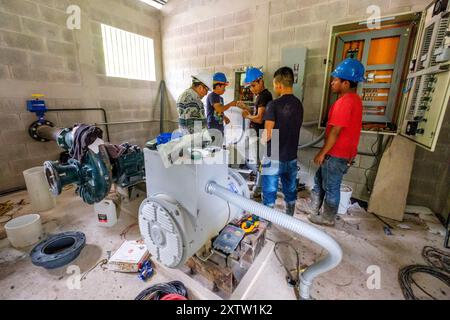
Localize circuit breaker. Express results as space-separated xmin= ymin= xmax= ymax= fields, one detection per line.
xmin=400 ymin=0 xmax=450 ymax=151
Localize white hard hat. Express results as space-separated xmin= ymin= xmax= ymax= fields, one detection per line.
xmin=192 ymin=73 xmax=213 ymax=91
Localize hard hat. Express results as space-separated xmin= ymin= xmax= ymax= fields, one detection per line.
xmin=213 ymin=72 xmax=229 ymax=86
xmin=244 ymin=68 xmax=264 ymax=84
xmin=331 ymin=58 xmax=366 ymax=83
xmin=192 ymin=73 xmax=213 ymax=91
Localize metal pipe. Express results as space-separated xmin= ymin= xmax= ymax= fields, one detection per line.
xmin=160 ymin=80 xmax=166 ymax=134
xmin=47 ymin=108 xmax=110 ymax=142
xmin=36 ymin=126 xmax=64 ymax=141
xmin=95 ymin=120 xmax=159 ymax=126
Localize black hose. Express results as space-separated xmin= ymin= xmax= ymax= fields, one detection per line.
xmin=135 ymin=281 xmax=188 ymax=300
xmin=422 ymin=246 xmax=450 ymax=273
xmin=398 ymin=265 xmax=450 ymax=300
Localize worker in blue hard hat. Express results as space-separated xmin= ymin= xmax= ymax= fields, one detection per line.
xmin=206 ymin=72 xmax=237 ymax=138
xmin=238 ymin=68 xmax=273 ymax=138
xmin=303 ymin=58 xmax=365 ymax=227
xmin=237 ymin=67 xmax=273 ymax=199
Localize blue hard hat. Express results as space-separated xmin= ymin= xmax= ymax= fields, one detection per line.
xmin=244 ymin=68 xmax=264 ymax=84
xmin=213 ymin=72 xmax=229 ymax=85
xmin=331 ymin=58 xmax=366 ymax=83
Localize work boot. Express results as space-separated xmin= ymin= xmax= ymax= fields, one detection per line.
xmin=300 ymin=192 xmax=322 ymax=216
xmin=307 ymin=203 xmax=337 ymax=227
xmin=252 ymin=187 xmax=262 ymax=200
xmin=286 ymin=203 xmax=296 ymax=216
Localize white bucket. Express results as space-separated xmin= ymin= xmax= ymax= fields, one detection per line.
xmin=5 ymin=214 xmax=43 ymax=249
xmin=338 ymin=184 xmax=353 ymax=215
xmin=23 ymin=167 xmax=56 ymax=212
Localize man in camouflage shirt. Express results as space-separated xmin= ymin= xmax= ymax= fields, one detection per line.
xmin=177 ymin=73 xmax=213 ymax=134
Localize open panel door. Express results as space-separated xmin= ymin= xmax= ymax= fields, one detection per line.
xmin=400 ymin=0 xmax=450 ymax=151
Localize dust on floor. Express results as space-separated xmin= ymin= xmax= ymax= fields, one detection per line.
xmin=0 ymin=189 xmax=448 ymax=300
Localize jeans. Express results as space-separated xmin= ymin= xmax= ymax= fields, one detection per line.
xmin=312 ymin=155 xmax=350 ymax=213
xmin=262 ymin=159 xmax=298 ymax=207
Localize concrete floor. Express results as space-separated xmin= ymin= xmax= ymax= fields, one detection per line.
xmin=0 ymin=188 xmax=448 ymax=300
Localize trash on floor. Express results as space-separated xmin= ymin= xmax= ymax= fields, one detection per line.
xmin=108 ymin=240 xmax=150 ymax=273
xmin=426 ymin=222 xmax=447 ymax=237
xmin=405 ymin=205 xmax=434 ymax=215
xmin=138 ymin=260 xmax=154 ymax=282
xmin=0 ymin=247 xmax=27 ymax=265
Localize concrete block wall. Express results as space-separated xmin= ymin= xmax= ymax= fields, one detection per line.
xmin=408 ymin=107 xmax=450 ymax=221
xmin=0 ymin=0 xmax=163 ymax=192
xmin=161 ymin=0 xmax=431 ymax=201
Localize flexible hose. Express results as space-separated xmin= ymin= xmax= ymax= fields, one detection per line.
xmin=206 ymin=181 xmax=343 ymax=300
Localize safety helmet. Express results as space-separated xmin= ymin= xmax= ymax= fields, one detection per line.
xmin=331 ymin=58 xmax=366 ymax=83
xmin=192 ymin=73 xmax=213 ymax=91
xmin=244 ymin=68 xmax=264 ymax=85
xmin=213 ymin=72 xmax=229 ymax=86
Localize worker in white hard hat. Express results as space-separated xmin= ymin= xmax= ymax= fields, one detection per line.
xmin=177 ymin=73 xmax=213 ymax=135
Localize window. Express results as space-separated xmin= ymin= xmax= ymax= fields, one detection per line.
xmin=101 ymin=24 xmax=156 ymax=81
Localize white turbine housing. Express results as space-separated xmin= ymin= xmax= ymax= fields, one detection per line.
xmin=139 ymin=148 xmax=248 ymax=268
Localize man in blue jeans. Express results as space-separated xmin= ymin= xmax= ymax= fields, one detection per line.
xmin=261 ymin=67 xmax=303 ymax=216
xmin=305 ymin=58 xmax=365 ymax=227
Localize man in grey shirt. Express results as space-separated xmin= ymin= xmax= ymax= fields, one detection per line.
xmin=177 ymin=73 xmax=213 ymax=134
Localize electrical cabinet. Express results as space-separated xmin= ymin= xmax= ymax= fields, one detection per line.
xmin=282 ymin=47 xmax=308 ymax=102
xmin=400 ymin=0 xmax=450 ymax=151
xmin=320 ymin=0 xmax=450 ymax=151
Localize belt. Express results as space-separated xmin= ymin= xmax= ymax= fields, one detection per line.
xmin=325 ymin=155 xmax=355 ymax=166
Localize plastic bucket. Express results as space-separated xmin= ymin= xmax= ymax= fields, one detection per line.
xmin=338 ymin=184 xmax=353 ymax=215
xmin=5 ymin=214 xmax=43 ymax=249
xmin=23 ymin=167 xmax=56 ymax=212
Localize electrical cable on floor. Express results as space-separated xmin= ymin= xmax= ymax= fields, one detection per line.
xmin=422 ymin=246 xmax=450 ymax=273
xmin=81 ymin=259 xmax=108 ymax=282
xmin=274 ymin=241 xmax=300 ymax=286
xmin=120 ymin=223 xmax=138 ymax=240
xmin=135 ymin=281 xmax=188 ymax=300
xmin=398 ymin=264 xmax=450 ymax=300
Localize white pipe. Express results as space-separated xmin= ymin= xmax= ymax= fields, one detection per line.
xmin=206 ymin=181 xmax=343 ymax=300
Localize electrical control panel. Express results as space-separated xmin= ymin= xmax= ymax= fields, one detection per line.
xmin=400 ymin=0 xmax=450 ymax=151
xmin=321 ymin=14 xmax=419 ymax=133
xmin=234 ymin=67 xmax=258 ymax=105
xmin=321 ymin=0 xmax=450 ymax=151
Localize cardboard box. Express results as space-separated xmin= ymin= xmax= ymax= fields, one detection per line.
xmin=108 ymin=240 xmax=150 ymax=273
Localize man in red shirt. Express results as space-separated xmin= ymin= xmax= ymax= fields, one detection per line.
xmin=305 ymin=58 xmax=365 ymax=226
